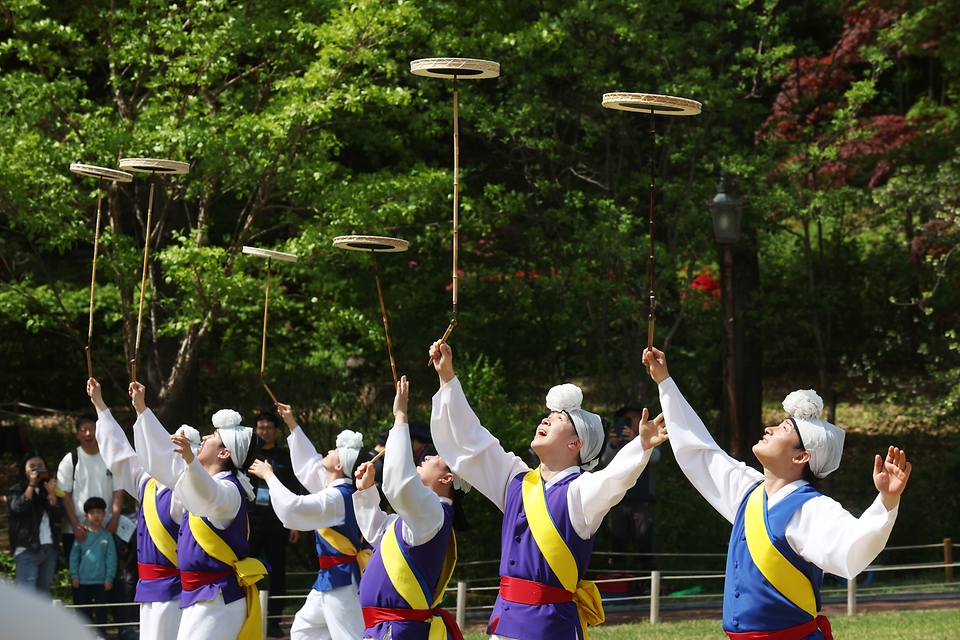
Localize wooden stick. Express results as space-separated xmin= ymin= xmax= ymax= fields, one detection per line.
xmin=647 ymin=109 xmax=657 ymax=352
xmin=428 ymin=77 xmax=461 ymax=364
xmin=260 ymin=259 xmax=272 ymax=377
xmin=262 ymin=380 xmax=279 ymax=405
xmin=86 ymin=176 xmax=105 ymax=379
xmin=372 ymin=251 xmax=398 ymax=386
xmin=370 ymin=448 xmax=386 ymax=465
xmin=132 ymin=176 xmax=157 ymax=382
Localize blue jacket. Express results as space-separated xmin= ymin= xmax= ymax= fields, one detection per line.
xmin=69 ymin=529 xmax=117 ymax=584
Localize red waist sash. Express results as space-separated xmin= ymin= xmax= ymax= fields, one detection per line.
xmin=138 ymin=563 xmax=179 ymax=581
xmin=498 ymin=575 xmax=572 ymax=605
xmin=362 ymin=606 xmax=463 ymax=640
xmin=180 ymin=569 xmax=235 ymax=591
xmin=726 ymin=615 xmax=833 ymax=640
xmin=318 ymin=554 xmax=356 ymax=570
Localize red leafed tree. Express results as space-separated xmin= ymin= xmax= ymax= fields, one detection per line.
xmin=756 ymin=0 xmax=920 ymax=422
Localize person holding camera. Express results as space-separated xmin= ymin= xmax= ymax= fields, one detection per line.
xmin=7 ymin=451 xmax=63 ymax=594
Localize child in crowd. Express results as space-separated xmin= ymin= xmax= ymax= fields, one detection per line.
xmin=69 ymin=496 xmax=117 ymax=637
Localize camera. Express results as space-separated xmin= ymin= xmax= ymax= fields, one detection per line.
xmin=35 ymin=468 xmax=52 ymax=480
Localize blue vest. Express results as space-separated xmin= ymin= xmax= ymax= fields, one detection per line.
xmin=724 ymin=482 xmax=824 ymax=638
xmin=313 ymin=483 xmax=364 ymax=592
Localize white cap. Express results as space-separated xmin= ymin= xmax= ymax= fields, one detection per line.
xmin=336 ymin=430 xmax=364 ymax=477
xmin=545 ymin=383 xmax=604 ymax=471
xmin=782 ymin=390 xmax=845 ymax=479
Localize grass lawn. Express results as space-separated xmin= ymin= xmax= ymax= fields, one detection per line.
xmin=462 ymin=608 xmax=960 ymax=639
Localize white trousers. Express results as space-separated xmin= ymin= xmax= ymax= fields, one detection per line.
xmin=176 ymin=593 xmax=246 ymax=640
xmin=139 ymin=600 xmax=182 ymax=640
xmin=290 ymin=584 xmax=363 ymax=640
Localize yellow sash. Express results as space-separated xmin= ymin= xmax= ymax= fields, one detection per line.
xmin=521 ymin=468 xmax=604 ymax=639
xmin=143 ymin=478 xmax=178 ymax=566
xmin=188 ymin=513 xmax=268 ymax=640
xmin=380 ymin=519 xmax=457 ymax=640
xmin=317 ymin=527 xmax=372 ymax=572
xmin=744 ymin=483 xmax=817 ymax=617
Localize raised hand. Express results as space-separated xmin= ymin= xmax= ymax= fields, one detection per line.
xmin=87 ymin=378 xmax=107 ymax=412
xmin=430 ymin=341 xmax=455 ymax=385
xmin=874 ymin=446 xmax=912 ymax=511
xmin=129 ymin=381 xmax=147 ymax=415
xmin=642 ymin=347 xmax=670 ymax=384
xmin=171 ymin=432 xmax=195 ymax=464
xmin=355 ymin=461 xmax=376 ymax=491
xmin=275 ymin=402 xmax=298 ymax=431
xmin=639 ymin=409 xmax=668 ymax=451
xmin=248 ymin=459 xmax=275 ymax=481
xmin=394 ymin=375 xmax=409 ymax=423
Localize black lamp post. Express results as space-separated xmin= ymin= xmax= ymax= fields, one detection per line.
xmin=708 ymin=178 xmax=744 ymax=455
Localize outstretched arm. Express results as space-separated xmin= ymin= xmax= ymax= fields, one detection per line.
xmin=133 ymin=383 xmax=186 ymax=489
xmin=249 ymin=460 xmax=345 ymax=531
xmin=89 ymin=378 xmax=148 ymax=498
xmin=569 ymin=410 xmax=659 ymax=539
xmin=430 ymin=343 xmax=528 ymax=511
xmin=383 ymin=376 xmax=446 ymax=545
xmin=644 ymin=347 xmax=762 ymax=523
xmin=281 ymin=403 xmax=327 ymax=493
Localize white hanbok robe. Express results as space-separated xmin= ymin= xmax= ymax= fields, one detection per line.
xmin=431 ymin=376 xmax=655 ymax=639
xmin=137 ymin=410 xmax=246 ymax=640
xmin=658 ymin=375 xmax=899 ymax=579
xmin=96 ymin=408 xmax=183 ymax=640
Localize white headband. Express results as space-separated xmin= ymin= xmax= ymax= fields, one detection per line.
xmin=545 ymin=383 xmax=605 ymax=471
xmin=782 ymin=390 xmax=845 ymax=479
xmin=212 ymin=409 xmax=256 ymax=500
xmin=336 ymin=430 xmax=364 ymax=478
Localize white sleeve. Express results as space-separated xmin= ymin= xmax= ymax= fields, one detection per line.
xmin=173 ymin=461 xmax=241 ymax=530
xmin=431 ymin=377 xmax=529 ymax=512
xmin=96 ymin=409 xmax=149 ymax=499
xmin=134 ymin=409 xmax=187 ymax=490
xmin=57 ymin=452 xmax=75 ymax=493
xmin=568 ymin=438 xmax=654 ymax=539
xmin=789 ymin=494 xmax=899 ymax=578
xmin=383 ymin=423 xmax=445 ymax=546
xmin=353 ymin=486 xmax=392 ymax=546
xmin=659 ymin=377 xmax=762 ymax=523
xmin=287 ymin=428 xmax=328 ymax=494
xmin=265 ymin=476 xmax=344 ymax=532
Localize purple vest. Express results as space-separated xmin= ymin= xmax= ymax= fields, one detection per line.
xmin=359 ymin=502 xmax=454 ymax=640
xmin=135 ymin=479 xmax=181 ymax=602
xmin=177 ymin=473 xmax=250 ymax=608
xmin=489 ymin=471 xmax=594 ymax=640
xmin=313 ymin=483 xmax=364 ymax=592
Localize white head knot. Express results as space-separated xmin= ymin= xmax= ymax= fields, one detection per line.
xmin=336 ymin=430 xmax=364 ymax=451
xmin=782 ymin=390 xmax=823 ymax=420
xmin=211 ymin=409 xmax=243 ymax=429
xmin=545 ymin=383 xmax=584 ymax=413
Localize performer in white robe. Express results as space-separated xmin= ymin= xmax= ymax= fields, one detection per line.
xmin=87 ymin=378 xmax=196 ymax=640
xmin=135 ymin=383 xmax=266 ymax=640
xmin=643 ymin=346 xmax=911 ymax=639
xmin=429 ymin=342 xmax=666 ymax=640
xmin=352 ymin=375 xmax=469 ymax=640
xmin=248 ymin=402 xmax=368 ymax=640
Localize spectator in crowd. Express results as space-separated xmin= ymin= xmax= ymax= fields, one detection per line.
xmin=69 ymin=497 xmax=117 ymax=638
xmin=408 ymin=421 xmax=435 ymax=467
xmin=250 ymin=410 xmax=304 ymax=638
xmin=57 ymin=414 xmax=133 ymax=637
xmin=7 ymin=451 xmax=63 ymax=594
xmin=604 ymin=401 xmax=661 ymax=581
